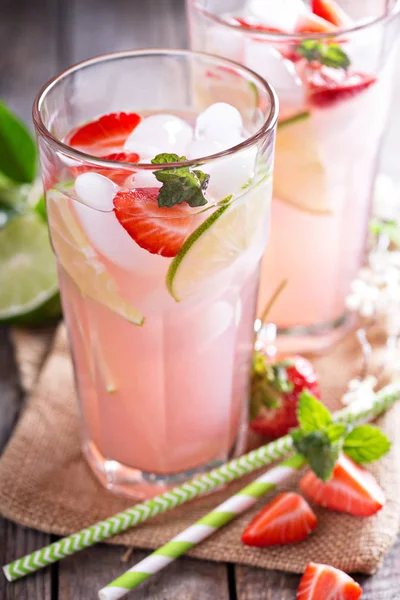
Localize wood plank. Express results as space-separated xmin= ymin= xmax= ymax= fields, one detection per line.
xmin=235 ymin=535 xmax=400 ymax=600
xmin=57 ymin=545 xmax=230 ymax=599
xmin=67 ymin=0 xmax=187 ymax=64
xmin=0 ymin=327 xmax=23 ymax=453
xmin=0 ymin=520 xmax=53 ymax=600
xmin=0 ymin=0 xmax=60 ymax=123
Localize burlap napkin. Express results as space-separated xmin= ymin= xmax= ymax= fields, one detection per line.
xmin=0 ymin=324 xmax=399 ymax=575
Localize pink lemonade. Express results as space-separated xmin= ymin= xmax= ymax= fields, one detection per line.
xmin=188 ymin=0 xmax=400 ymax=351
xmin=35 ymin=50 xmax=277 ymax=498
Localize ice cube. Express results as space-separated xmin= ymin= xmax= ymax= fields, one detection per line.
xmin=124 ymin=114 xmax=193 ymax=156
xmin=75 ymin=172 xmax=117 ymax=212
xmin=196 ymin=103 xmax=243 ymax=149
xmin=244 ymin=41 xmax=304 ymax=110
xmin=205 ymin=141 xmax=258 ymax=200
xmin=125 ymin=169 xmax=162 ymax=189
xmin=206 ymin=25 xmax=244 ymax=63
xmin=246 ymin=0 xmax=306 ymax=31
xmin=186 ymin=139 xmax=224 ymax=160
xmin=74 ymin=201 xmax=166 ymax=274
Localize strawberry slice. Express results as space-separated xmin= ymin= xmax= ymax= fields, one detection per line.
xmin=242 ymin=492 xmax=317 ymax=547
xmin=295 ymin=12 xmax=337 ymax=33
xmin=300 ymin=453 xmax=385 ymax=517
xmin=305 ymin=66 xmax=377 ymax=107
xmin=233 ymin=17 xmax=287 ymax=34
xmin=72 ymin=151 xmax=140 ymax=185
xmin=113 ymin=188 xmax=194 ymax=257
xmin=296 ymin=563 xmax=362 ymax=599
xmin=68 ymin=112 xmax=141 ymax=153
xmin=311 ymin=0 xmax=352 ymax=27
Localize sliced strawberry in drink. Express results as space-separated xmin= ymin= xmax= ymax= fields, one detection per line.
xmin=113 ymin=188 xmax=194 ymax=258
xmin=241 ymin=492 xmax=318 ymax=547
xmin=300 ymin=453 xmax=385 ymax=517
xmin=233 ymin=16 xmax=287 ymax=34
xmin=305 ymin=65 xmax=377 ymax=107
xmin=68 ymin=112 xmax=141 ymax=153
xmin=295 ymin=12 xmax=337 ymax=33
xmin=72 ymin=151 xmax=140 ymax=185
xmin=311 ymin=0 xmax=352 ymax=27
xmin=296 ymin=563 xmax=362 ymax=600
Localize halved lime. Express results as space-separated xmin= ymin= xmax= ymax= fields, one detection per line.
xmin=167 ymin=179 xmax=270 ymax=301
xmin=274 ymin=112 xmax=331 ymax=215
xmin=47 ymin=188 xmax=144 ymax=325
xmin=0 ymin=212 xmax=61 ymax=325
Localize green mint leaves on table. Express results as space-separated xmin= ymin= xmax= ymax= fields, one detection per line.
xmin=296 ymin=40 xmax=351 ymax=70
xmin=151 ymin=153 xmax=210 ymax=208
xmin=292 ymin=391 xmax=391 ymax=482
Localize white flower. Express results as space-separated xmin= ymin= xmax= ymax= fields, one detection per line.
xmin=341 ymin=375 xmax=377 ymax=406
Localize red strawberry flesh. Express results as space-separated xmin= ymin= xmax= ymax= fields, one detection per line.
xmin=71 ymin=151 xmax=140 ymax=185
xmin=113 ymin=188 xmax=194 ymax=258
xmin=242 ymin=492 xmax=317 ymax=547
xmin=311 ymin=0 xmax=352 ymax=27
xmin=305 ymin=66 xmax=377 ymax=108
xmin=68 ymin=112 xmax=141 ymax=153
xmin=296 ymin=562 xmax=362 ymax=600
xmin=300 ymin=453 xmax=385 ymax=516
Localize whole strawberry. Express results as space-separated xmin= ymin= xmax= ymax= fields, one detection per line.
xmin=250 ymin=352 xmax=320 ymax=439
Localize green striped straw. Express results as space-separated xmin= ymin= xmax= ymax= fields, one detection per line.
xmin=3 ymin=382 xmax=400 ymax=583
xmin=99 ymin=454 xmax=307 ymax=600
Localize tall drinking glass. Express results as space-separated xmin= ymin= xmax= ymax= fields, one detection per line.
xmin=188 ymin=0 xmax=400 ymax=352
xmin=33 ymin=50 xmax=278 ymax=498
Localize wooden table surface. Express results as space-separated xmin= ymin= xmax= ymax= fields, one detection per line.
xmin=1 ymin=0 xmax=400 ymax=598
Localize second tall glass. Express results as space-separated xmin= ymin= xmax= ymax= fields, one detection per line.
xmin=188 ymin=0 xmax=400 ymax=351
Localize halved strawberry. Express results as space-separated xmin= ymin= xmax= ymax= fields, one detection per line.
xmin=295 ymin=12 xmax=337 ymax=33
xmin=300 ymin=453 xmax=385 ymax=517
xmin=305 ymin=66 xmax=377 ymax=107
xmin=113 ymin=188 xmax=194 ymax=257
xmin=68 ymin=112 xmax=141 ymax=153
xmin=242 ymin=492 xmax=317 ymax=547
xmin=296 ymin=563 xmax=362 ymax=599
xmin=250 ymin=354 xmax=320 ymax=439
xmin=311 ymin=0 xmax=352 ymax=27
xmin=72 ymin=151 xmax=140 ymax=185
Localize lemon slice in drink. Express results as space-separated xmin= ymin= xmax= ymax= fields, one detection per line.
xmin=274 ymin=112 xmax=331 ymax=215
xmin=167 ymin=180 xmax=270 ymax=301
xmin=47 ymin=188 xmax=144 ymax=325
xmin=0 ymin=212 xmax=60 ymax=325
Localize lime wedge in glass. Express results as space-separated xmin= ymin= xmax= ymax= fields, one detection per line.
xmin=0 ymin=212 xmax=61 ymax=325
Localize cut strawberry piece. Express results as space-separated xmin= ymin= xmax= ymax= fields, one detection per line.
xmin=295 ymin=12 xmax=337 ymax=33
xmin=68 ymin=112 xmax=141 ymax=153
xmin=311 ymin=0 xmax=352 ymax=27
xmin=300 ymin=453 xmax=385 ymax=517
xmin=242 ymin=492 xmax=317 ymax=547
xmin=305 ymin=66 xmax=377 ymax=107
xmin=250 ymin=354 xmax=320 ymax=439
xmin=233 ymin=16 xmax=287 ymax=34
xmin=113 ymin=188 xmax=194 ymax=257
xmin=72 ymin=151 xmax=140 ymax=185
xmin=296 ymin=563 xmax=362 ymax=599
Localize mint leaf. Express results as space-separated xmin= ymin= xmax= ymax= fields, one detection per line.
xmin=0 ymin=102 xmax=37 ymax=183
xmin=343 ymin=425 xmax=391 ymax=463
xmin=326 ymin=423 xmax=349 ymax=443
xmin=296 ymin=41 xmax=351 ymax=70
xmin=151 ymin=153 xmax=209 ymax=208
xmin=292 ymin=429 xmax=340 ymax=482
xmin=297 ymin=391 xmax=332 ymax=434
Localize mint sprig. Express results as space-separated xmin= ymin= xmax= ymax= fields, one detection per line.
xmin=296 ymin=40 xmax=351 ymax=70
xmin=151 ymin=153 xmax=210 ymax=208
xmin=293 ymin=392 xmax=391 ymax=482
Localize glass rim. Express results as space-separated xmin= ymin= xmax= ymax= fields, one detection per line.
xmin=32 ymin=48 xmax=279 ymax=171
xmin=190 ymin=0 xmax=400 ymax=40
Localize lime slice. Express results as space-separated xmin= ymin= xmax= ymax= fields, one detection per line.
xmin=167 ymin=180 xmax=270 ymax=301
xmin=0 ymin=212 xmax=61 ymax=325
xmin=274 ymin=112 xmax=331 ymax=215
xmin=47 ymin=188 xmax=144 ymax=325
